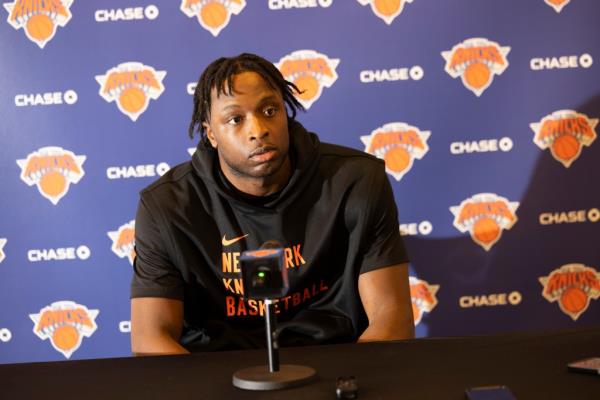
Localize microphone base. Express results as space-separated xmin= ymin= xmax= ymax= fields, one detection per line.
xmin=232 ymin=364 xmax=317 ymax=391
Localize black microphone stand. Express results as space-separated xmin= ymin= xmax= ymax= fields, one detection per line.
xmin=232 ymin=298 xmax=316 ymax=390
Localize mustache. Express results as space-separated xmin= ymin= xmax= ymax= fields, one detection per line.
xmin=249 ymin=145 xmax=277 ymax=157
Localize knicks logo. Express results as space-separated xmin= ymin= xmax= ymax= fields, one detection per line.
xmin=409 ymin=277 xmax=439 ymax=326
xmin=29 ymin=301 xmax=99 ymax=359
xmin=545 ymin=0 xmax=570 ymax=13
xmin=180 ymin=0 xmax=246 ymax=37
xmin=17 ymin=146 xmax=85 ymax=205
xmin=0 ymin=238 xmax=6 ymax=263
xmin=275 ymin=50 xmax=339 ymax=109
xmin=3 ymin=0 xmax=73 ymax=48
xmin=96 ymin=62 xmax=166 ymax=122
xmin=361 ymin=122 xmax=430 ymax=181
xmin=450 ymin=193 xmax=519 ymax=251
xmin=442 ymin=38 xmax=510 ymax=97
xmin=108 ymin=220 xmax=136 ymax=265
xmin=530 ymin=110 xmax=597 ymax=168
xmin=356 ymin=0 xmax=414 ymax=25
xmin=539 ymin=264 xmax=600 ymax=321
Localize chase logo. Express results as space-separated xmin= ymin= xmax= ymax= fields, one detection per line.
xmin=106 ymin=162 xmax=170 ymax=180
xmin=0 ymin=238 xmax=6 ymax=263
xmin=108 ymin=220 xmax=135 ymax=265
xmin=276 ymin=50 xmax=339 ymax=109
xmin=268 ymin=0 xmax=333 ymax=9
xmin=539 ymin=264 xmax=600 ymax=321
xmin=27 ymin=245 xmax=91 ymax=262
xmin=3 ymin=0 xmax=73 ymax=48
xmin=400 ymin=220 xmax=432 ymax=236
xmin=15 ymin=90 xmax=77 ymax=107
xmin=180 ymin=0 xmax=246 ymax=37
xmin=96 ymin=62 xmax=166 ymax=122
xmin=30 ymin=301 xmax=99 ymax=359
xmin=545 ymin=0 xmax=570 ymax=13
xmin=94 ymin=5 xmax=159 ymax=22
xmin=530 ymin=53 xmax=593 ymax=71
xmin=356 ymin=0 xmax=414 ymax=25
xmin=530 ymin=110 xmax=597 ymax=168
xmin=17 ymin=146 xmax=85 ymax=205
xmin=442 ymin=38 xmax=510 ymax=97
xmin=450 ymin=193 xmax=519 ymax=251
xmin=409 ymin=276 xmax=439 ymax=326
xmin=361 ymin=122 xmax=430 ymax=181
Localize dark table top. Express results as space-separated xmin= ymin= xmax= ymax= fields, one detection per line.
xmin=2 ymin=326 xmax=600 ymax=399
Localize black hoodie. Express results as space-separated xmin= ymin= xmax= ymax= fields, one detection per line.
xmin=132 ymin=120 xmax=409 ymax=351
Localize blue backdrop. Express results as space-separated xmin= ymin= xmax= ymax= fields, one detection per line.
xmin=1 ymin=0 xmax=599 ymax=363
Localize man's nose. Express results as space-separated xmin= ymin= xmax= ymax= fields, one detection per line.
xmin=247 ymin=114 xmax=268 ymax=141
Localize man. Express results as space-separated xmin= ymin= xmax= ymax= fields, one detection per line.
xmin=131 ymin=53 xmax=414 ymax=355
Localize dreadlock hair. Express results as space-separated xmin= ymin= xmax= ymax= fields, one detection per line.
xmin=188 ymin=53 xmax=305 ymax=147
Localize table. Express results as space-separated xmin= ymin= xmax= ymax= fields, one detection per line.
xmin=2 ymin=326 xmax=599 ymax=399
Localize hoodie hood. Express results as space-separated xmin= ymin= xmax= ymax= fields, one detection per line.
xmin=191 ymin=119 xmax=321 ymax=210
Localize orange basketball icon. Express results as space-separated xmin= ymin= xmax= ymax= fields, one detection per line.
xmin=560 ymin=287 xmax=588 ymax=315
xmin=551 ymin=134 xmax=580 ymax=162
xmin=26 ymin=14 xmax=54 ymax=42
xmin=545 ymin=0 xmax=570 ymax=13
xmin=294 ymin=75 xmax=320 ymax=102
xmin=4 ymin=0 xmax=74 ymax=48
xmin=201 ymin=1 xmax=228 ymax=28
xmin=39 ymin=171 xmax=67 ymax=198
xmin=384 ymin=147 xmax=410 ymax=173
xmin=357 ymin=0 xmax=413 ymax=25
xmin=52 ymin=325 xmax=79 ymax=351
xmin=374 ymin=0 xmax=401 ymax=15
xmin=119 ymin=87 xmax=147 ymax=114
xmin=464 ymin=62 xmax=491 ymax=90
xmin=473 ymin=217 xmax=500 ymax=245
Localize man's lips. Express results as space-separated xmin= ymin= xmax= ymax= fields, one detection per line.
xmin=249 ymin=146 xmax=277 ymax=162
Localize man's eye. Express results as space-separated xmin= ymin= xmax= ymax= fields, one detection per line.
xmin=227 ymin=116 xmax=242 ymax=125
xmin=264 ymin=107 xmax=277 ymax=117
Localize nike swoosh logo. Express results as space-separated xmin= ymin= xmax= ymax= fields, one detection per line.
xmin=222 ymin=234 xmax=249 ymax=247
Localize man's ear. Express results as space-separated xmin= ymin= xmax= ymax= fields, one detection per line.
xmin=203 ymin=122 xmax=217 ymax=149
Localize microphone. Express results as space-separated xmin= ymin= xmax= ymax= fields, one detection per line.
xmin=241 ymin=241 xmax=288 ymax=300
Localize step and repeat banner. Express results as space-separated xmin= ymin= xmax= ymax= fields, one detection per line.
xmin=1 ymin=0 xmax=599 ymax=363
